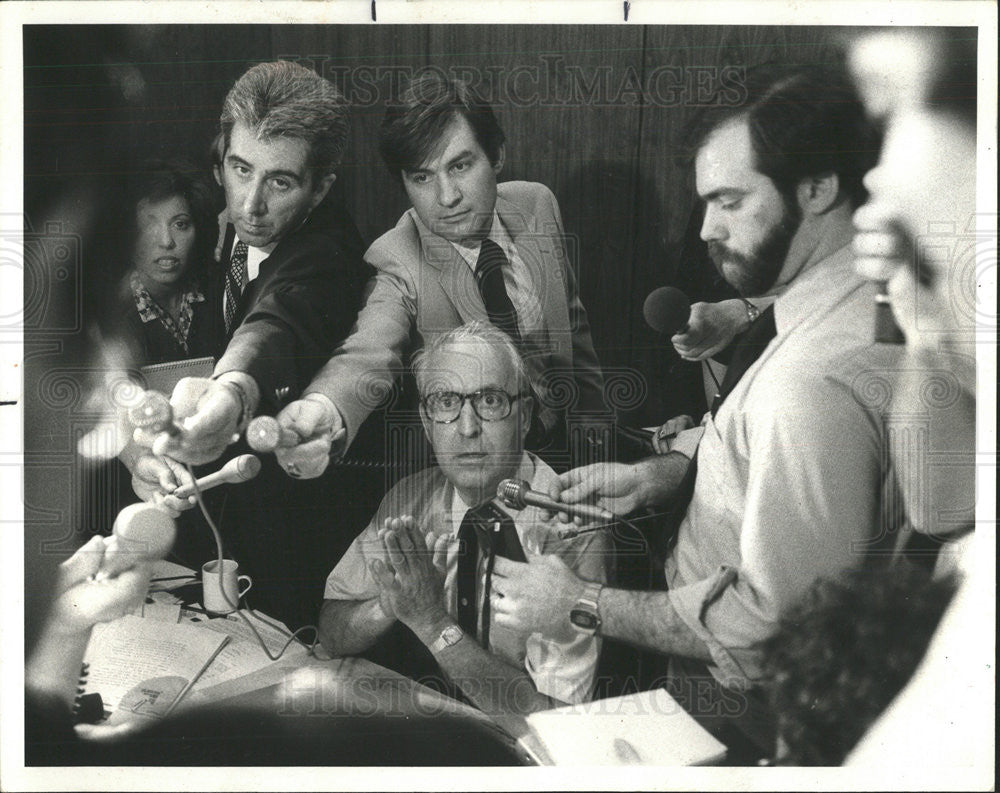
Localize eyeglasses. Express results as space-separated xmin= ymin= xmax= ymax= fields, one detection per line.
xmin=421 ymin=389 xmax=528 ymax=424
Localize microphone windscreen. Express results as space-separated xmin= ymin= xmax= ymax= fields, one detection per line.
xmin=234 ymin=454 xmax=262 ymax=481
xmin=247 ymin=416 xmax=281 ymax=453
xmin=643 ymin=287 xmax=691 ymax=336
xmin=111 ymin=503 xmax=177 ymax=561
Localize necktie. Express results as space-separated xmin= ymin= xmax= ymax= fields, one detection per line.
xmin=475 ymin=239 xmax=521 ymax=343
xmin=224 ymin=240 xmax=249 ymax=334
xmin=663 ymin=306 xmax=778 ymax=554
xmin=455 ymin=502 xmax=526 ymax=648
xmin=710 ymin=305 xmax=777 ymax=417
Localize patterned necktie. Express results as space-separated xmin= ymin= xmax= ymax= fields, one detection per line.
xmin=475 ymin=239 xmax=521 ymax=343
xmin=224 ymin=240 xmax=249 ymax=334
xmin=663 ymin=305 xmax=779 ymax=555
xmin=455 ymin=502 xmax=526 ymax=648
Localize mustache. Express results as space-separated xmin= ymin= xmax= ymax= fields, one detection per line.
xmin=707 ymin=241 xmax=750 ymax=268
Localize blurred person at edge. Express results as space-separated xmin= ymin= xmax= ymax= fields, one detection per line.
xmin=844 ymin=29 xmax=991 ymax=770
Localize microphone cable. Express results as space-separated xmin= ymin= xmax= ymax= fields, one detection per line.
xmin=185 ymin=462 xmax=321 ymax=661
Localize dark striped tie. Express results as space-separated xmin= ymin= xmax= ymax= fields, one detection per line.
xmin=224 ymin=240 xmax=249 ymax=334
xmin=475 ymin=239 xmax=521 ymax=343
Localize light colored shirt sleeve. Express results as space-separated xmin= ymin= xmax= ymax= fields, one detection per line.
xmin=669 ymin=367 xmax=885 ymax=684
xmin=324 ymin=520 xmax=384 ymax=602
xmin=524 ymin=522 xmax=609 ymax=704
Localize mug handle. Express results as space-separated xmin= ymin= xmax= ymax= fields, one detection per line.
xmin=237 ymin=574 xmax=253 ymax=600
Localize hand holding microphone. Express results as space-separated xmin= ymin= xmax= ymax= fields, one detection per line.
xmin=171 ymin=454 xmax=261 ymax=498
xmin=260 ymin=394 xmax=347 ymax=479
xmin=130 ymin=377 xmax=252 ymax=466
xmin=497 ymin=478 xmax=618 ymax=539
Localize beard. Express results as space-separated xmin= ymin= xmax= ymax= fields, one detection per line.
xmin=708 ymin=198 xmax=801 ymax=297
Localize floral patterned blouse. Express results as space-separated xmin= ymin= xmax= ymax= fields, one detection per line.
xmin=129 ymin=271 xmax=206 ymax=355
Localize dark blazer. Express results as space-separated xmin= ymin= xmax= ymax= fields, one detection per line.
xmin=213 ymin=188 xmax=372 ymax=412
xmin=172 ymin=189 xmax=379 ymax=629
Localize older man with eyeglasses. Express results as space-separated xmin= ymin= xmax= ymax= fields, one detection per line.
xmin=318 ymin=322 xmax=608 ymax=717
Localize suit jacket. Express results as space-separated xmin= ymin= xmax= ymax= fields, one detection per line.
xmin=213 ymin=188 xmax=372 ymax=412
xmin=308 ymin=181 xmax=606 ymax=447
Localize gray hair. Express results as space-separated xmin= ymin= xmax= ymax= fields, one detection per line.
xmin=220 ymin=61 xmax=349 ymax=181
xmin=413 ymin=321 xmax=528 ymax=396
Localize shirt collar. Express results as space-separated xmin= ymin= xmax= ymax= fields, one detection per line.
xmin=772 ymin=243 xmax=857 ymax=335
xmin=449 ymin=210 xmax=515 ymax=270
xmin=447 ymin=451 xmax=535 ymax=534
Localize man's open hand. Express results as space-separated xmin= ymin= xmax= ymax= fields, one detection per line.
xmin=368 ymin=516 xmax=448 ymax=634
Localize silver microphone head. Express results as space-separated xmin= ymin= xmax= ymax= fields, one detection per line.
xmin=497 ymin=479 xmax=529 ymax=510
xmin=234 ymin=454 xmax=262 ymax=482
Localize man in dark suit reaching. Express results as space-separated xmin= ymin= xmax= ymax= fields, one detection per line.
xmin=134 ymin=61 xmax=372 ymax=626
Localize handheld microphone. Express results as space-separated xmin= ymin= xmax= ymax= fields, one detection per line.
xmin=171 ymin=454 xmax=262 ymax=498
xmin=246 ymin=415 xmax=300 ymax=453
xmin=95 ymin=502 xmax=177 ymax=581
xmin=643 ymin=287 xmax=691 ymax=336
xmin=128 ymin=391 xmax=181 ymax=436
xmin=497 ymin=479 xmax=616 ymax=525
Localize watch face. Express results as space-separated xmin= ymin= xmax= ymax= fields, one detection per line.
xmin=570 ymin=609 xmax=599 ymax=631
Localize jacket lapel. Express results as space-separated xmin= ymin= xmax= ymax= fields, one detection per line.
xmin=414 ymin=210 xmax=490 ymax=326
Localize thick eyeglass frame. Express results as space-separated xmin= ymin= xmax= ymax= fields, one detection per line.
xmin=420 ymin=388 xmax=530 ymax=424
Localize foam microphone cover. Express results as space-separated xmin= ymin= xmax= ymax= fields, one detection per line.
xmin=101 ymin=503 xmax=177 ymax=578
xmin=643 ymin=287 xmax=691 ymax=336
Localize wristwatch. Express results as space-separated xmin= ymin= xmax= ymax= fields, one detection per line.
xmin=740 ymin=298 xmax=760 ymax=327
xmin=430 ymin=624 xmax=464 ymax=653
xmin=569 ymin=582 xmax=603 ymax=635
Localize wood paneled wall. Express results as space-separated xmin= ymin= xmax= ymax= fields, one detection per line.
xmin=24 ymin=24 xmax=848 ymax=424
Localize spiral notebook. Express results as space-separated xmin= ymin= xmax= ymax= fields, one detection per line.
xmin=80 ymin=613 xmax=229 ymax=724
xmin=137 ymin=356 xmax=215 ymax=395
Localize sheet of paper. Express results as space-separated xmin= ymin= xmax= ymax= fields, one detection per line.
xmin=525 ymin=687 xmax=727 ymax=766
xmin=82 ymin=614 xmax=229 ymax=723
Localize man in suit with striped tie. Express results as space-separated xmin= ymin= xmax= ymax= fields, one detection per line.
xmin=138 ymin=60 xmax=370 ymax=465
xmin=134 ymin=61 xmax=373 ymax=628
xmin=269 ymin=73 xmax=609 ymax=481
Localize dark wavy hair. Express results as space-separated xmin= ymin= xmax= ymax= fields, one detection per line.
xmin=686 ymin=62 xmax=882 ymax=209
xmin=760 ymin=566 xmax=957 ymax=766
xmin=121 ymin=158 xmax=219 ymax=285
xmin=378 ymin=72 xmax=505 ymax=183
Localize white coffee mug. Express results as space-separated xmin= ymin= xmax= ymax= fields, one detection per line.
xmin=201 ymin=559 xmax=252 ymax=614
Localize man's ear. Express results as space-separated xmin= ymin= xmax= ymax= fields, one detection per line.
xmin=418 ymin=403 xmax=433 ymax=442
xmin=309 ymin=172 xmax=337 ymax=211
xmin=518 ymin=395 xmax=534 ymax=445
xmin=797 ymin=172 xmax=840 ymax=215
xmin=492 ymin=144 xmax=506 ymax=176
